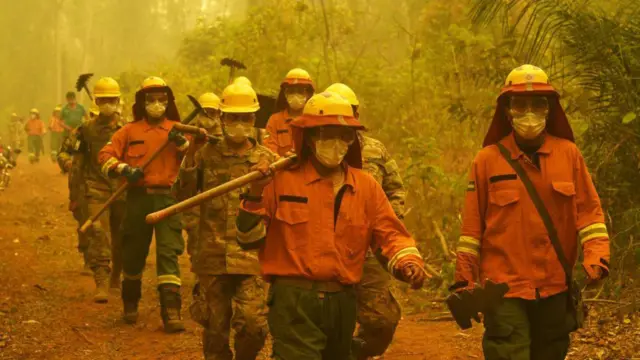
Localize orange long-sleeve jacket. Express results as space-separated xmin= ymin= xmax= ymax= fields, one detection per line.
xmin=98 ymin=118 xmax=189 ymax=188
xmin=25 ymin=119 xmax=46 ymax=136
xmin=235 ymin=160 xmax=423 ymax=285
xmin=264 ymin=110 xmax=295 ymax=156
xmin=49 ymin=116 xmax=65 ymax=133
xmin=455 ymin=134 xmax=610 ymax=300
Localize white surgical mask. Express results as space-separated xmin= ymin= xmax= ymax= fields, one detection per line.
xmin=99 ymin=103 xmax=117 ymax=116
xmin=512 ymin=113 xmax=546 ymax=140
xmin=225 ymin=123 xmax=252 ymax=143
xmin=315 ymin=139 xmax=350 ymax=168
xmin=198 ymin=114 xmax=219 ymax=130
xmin=145 ymin=101 xmax=167 ymax=118
xmin=286 ymin=94 xmax=307 ymax=110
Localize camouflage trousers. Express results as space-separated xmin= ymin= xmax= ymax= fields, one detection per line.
xmin=72 ymin=200 xmax=90 ymax=257
xmin=86 ymin=188 xmax=125 ymax=285
xmin=191 ymin=274 xmax=268 ymax=360
xmin=353 ymin=255 xmax=402 ymax=359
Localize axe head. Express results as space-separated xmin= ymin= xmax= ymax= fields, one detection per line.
xmin=255 ymin=94 xmax=277 ymax=129
xmin=187 ymin=94 xmax=204 ymax=112
xmin=75 ymin=73 xmax=94 ymax=92
xmin=220 ymin=58 xmax=247 ymax=70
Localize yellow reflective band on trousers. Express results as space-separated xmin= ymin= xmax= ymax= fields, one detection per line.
xmin=457 ymin=236 xmax=480 ymax=256
xmin=578 ymin=223 xmax=608 ymax=244
xmin=158 ymin=274 xmax=182 ymax=286
xmin=123 ymin=272 xmax=143 ymax=280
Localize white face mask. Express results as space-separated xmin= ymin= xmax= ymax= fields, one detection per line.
xmin=99 ymin=103 xmax=117 ymax=116
xmin=225 ymin=123 xmax=252 ymax=143
xmin=286 ymin=94 xmax=307 ymax=110
xmin=198 ymin=114 xmax=219 ymax=130
xmin=314 ymin=139 xmax=350 ymax=168
xmin=145 ymin=101 xmax=167 ymax=118
xmin=512 ymin=112 xmax=546 ymax=140
xmin=30 ymin=114 xmax=37 ymax=120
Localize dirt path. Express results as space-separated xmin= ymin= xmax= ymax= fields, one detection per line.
xmin=0 ymin=158 xmax=484 ymax=359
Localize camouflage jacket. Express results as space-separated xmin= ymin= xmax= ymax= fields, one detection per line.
xmin=7 ymin=120 xmax=24 ymax=149
xmin=360 ymin=135 xmax=406 ymax=217
xmin=58 ymin=116 xmax=124 ymax=199
xmin=177 ymin=139 xmax=277 ymax=275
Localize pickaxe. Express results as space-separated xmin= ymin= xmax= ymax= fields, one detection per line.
xmin=78 ymin=123 xmax=214 ymax=234
xmin=220 ymin=58 xmax=247 ymax=84
xmin=75 ymin=73 xmax=94 ymax=101
xmin=183 ymin=95 xmax=205 ymax=125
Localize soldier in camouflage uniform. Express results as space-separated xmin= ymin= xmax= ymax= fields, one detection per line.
xmin=59 ymin=77 xmax=126 ymax=302
xmin=325 ymin=83 xmax=407 ymax=360
xmin=177 ymin=82 xmax=271 ymax=360
xmin=7 ymin=113 xmax=24 ymax=150
xmin=59 ymin=126 xmax=92 ymax=274
xmin=182 ymin=92 xmax=224 ymax=269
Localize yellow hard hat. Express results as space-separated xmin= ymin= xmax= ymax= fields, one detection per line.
xmin=504 ymin=65 xmax=550 ymax=88
xmin=54 ymin=105 xmax=62 ymax=111
xmin=30 ymin=108 xmax=39 ymax=114
xmin=303 ymin=91 xmax=354 ymax=117
xmin=325 ymin=83 xmax=359 ymax=106
xmin=93 ymin=77 xmax=121 ymax=98
xmin=233 ymin=76 xmax=252 ymax=87
xmin=220 ymin=83 xmax=260 ymax=113
xmin=198 ymin=92 xmax=221 ymax=110
xmin=11 ymin=112 xmax=17 ymax=117
xmin=141 ymin=76 xmax=167 ymax=90
xmin=282 ymin=68 xmax=314 ymax=87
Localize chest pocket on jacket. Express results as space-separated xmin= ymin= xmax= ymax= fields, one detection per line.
xmin=126 ymin=141 xmax=147 ymax=159
xmin=275 ymin=200 xmax=309 ymax=250
xmin=276 ymin=129 xmax=292 ymax=149
xmin=551 ymin=181 xmax=576 ymax=219
xmin=487 ymin=189 xmax=521 ymax=232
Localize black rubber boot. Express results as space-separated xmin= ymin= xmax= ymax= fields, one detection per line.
xmin=122 ymin=279 xmax=141 ymax=324
xmin=158 ymin=284 xmax=185 ymax=333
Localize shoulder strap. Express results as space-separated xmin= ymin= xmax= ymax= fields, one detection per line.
xmin=495 ymin=142 xmax=573 ymax=285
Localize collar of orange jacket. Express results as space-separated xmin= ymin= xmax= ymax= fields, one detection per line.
xmin=132 ymin=86 xmax=180 ymax=122
xmin=500 ymin=131 xmax=555 ymax=160
xmin=301 ymin=159 xmax=357 ymax=192
xmin=137 ymin=117 xmax=176 ymax=132
xmin=290 ymin=113 xmax=365 ymax=169
xmin=483 ymin=83 xmax=574 ymax=147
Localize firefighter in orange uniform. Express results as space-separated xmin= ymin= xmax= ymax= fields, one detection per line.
xmin=454 ymin=65 xmax=610 ymax=360
xmin=99 ymin=76 xmax=190 ymax=333
xmin=263 ymin=68 xmax=314 ymax=156
xmin=236 ymin=91 xmax=426 ymax=360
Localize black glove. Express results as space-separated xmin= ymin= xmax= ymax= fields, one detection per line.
xmin=168 ymin=127 xmax=188 ymax=147
xmin=121 ymin=165 xmax=144 ymax=183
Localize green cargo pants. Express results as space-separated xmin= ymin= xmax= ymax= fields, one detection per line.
xmin=121 ymin=189 xmax=184 ymax=286
xmin=483 ymin=291 xmax=575 ymax=360
xmin=268 ymin=278 xmax=357 ymax=360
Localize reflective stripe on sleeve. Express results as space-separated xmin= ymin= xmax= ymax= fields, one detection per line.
xmin=579 ymin=223 xmax=609 ymax=244
xmin=101 ymin=157 xmax=119 ymax=177
xmin=387 ymin=246 xmax=422 ymax=273
xmin=456 ymin=236 xmax=480 ymax=257
xmin=237 ymin=221 xmax=267 ymax=246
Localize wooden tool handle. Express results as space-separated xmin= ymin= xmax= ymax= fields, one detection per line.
xmin=146 ymin=155 xmax=297 ymax=224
